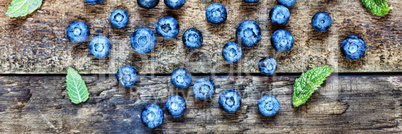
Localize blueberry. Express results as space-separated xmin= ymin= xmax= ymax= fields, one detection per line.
xmin=269 ymin=5 xmax=290 ymax=25
xmin=278 ymin=0 xmax=296 ymax=7
xmin=141 ymin=104 xmax=164 ymax=128
xmin=131 ymin=27 xmax=157 ymax=54
xmin=85 ymin=0 xmax=104 ymax=4
xmin=259 ymin=57 xmax=277 ymax=76
xmin=116 ymin=65 xmax=139 ymax=87
xmin=66 ymin=21 xmax=90 ymax=43
xmin=205 ymin=3 xmax=227 ymax=24
xmin=219 ymin=89 xmax=241 ymax=113
xmin=243 ymin=0 xmax=258 ymax=3
xmin=236 ymin=20 xmax=262 ymax=47
xmin=258 ymin=95 xmax=280 ymax=117
xmin=193 ymin=79 xmax=215 ymax=100
xmin=222 ymin=42 xmax=243 ymax=63
xmin=109 ymin=9 xmax=129 ymax=29
xmin=341 ymin=35 xmax=366 ymax=60
xmin=182 ymin=28 xmax=203 ymax=49
xmin=165 ymin=95 xmax=186 ymax=117
xmin=137 ymin=0 xmax=160 ymax=9
xmin=171 ymin=68 xmax=192 ymax=88
xmin=312 ymin=12 xmax=332 ymax=32
xmin=156 ymin=16 xmax=180 ymax=39
xmin=89 ymin=36 xmax=111 ymax=59
xmin=271 ymin=29 xmax=294 ymax=53
xmin=164 ymin=0 xmax=185 ymax=10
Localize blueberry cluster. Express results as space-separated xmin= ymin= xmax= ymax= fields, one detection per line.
xmin=65 ymin=0 xmax=369 ymax=129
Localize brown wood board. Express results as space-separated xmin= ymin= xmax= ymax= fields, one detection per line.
xmin=0 ymin=75 xmax=401 ymax=133
xmin=0 ymin=0 xmax=401 ymax=74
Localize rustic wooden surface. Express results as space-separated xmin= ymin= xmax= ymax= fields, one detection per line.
xmin=0 ymin=75 xmax=400 ymax=133
xmin=0 ymin=0 xmax=401 ymax=74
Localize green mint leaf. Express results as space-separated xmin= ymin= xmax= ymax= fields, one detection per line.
xmin=5 ymin=0 xmax=43 ymax=18
xmin=66 ymin=67 xmax=89 ymax=104
xmin=292 ymin=66 xmax=334 ymax=107
xmin=362 ymin=0 xmax=392 ymax=16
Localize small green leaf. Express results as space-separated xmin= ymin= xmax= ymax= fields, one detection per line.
xmin=6 ymin=0 xmax=43 ymax=18
xmin=292 ymin=66 xmax=334 ymax=107
xmin=362 ymin=0 xmax=392 ymax=16
xmin=66 ymin=67 xmax=89 ymax=104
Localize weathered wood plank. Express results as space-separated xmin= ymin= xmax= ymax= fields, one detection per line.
xmin=0 ymin=75 xmax=400 ymax=133
xmin=0 ymin=0 xmax=401 ymax=74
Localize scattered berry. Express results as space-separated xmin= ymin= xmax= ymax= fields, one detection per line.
xmin=116 ymin=65 xmax=139 ymax=87
xmin=193 ymin=79 xmax=215 ymax=100
xmin=66 ymin=21 xmax=90 ymax=43
xmin=341 ymin=35 xmax=366 ymax=60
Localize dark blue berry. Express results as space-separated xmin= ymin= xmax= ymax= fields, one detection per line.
xmin=269 ymin=5 xmax=290 ymax=25
xmin=271 ymin=29 xmax=294 ymax=53
xmin=259 ymin=57 xmax=277 ymax=76
xmin=171 ymin=68 xmax=192 ymax=89
xmin=89 ymin=36 xmax=111 ymax=59
xmin=141 ymin=104 xmax=164 ymax=128
xmin=156 ymin=16 xmax=180 ymax=39
xmin=66 ymin=21 xmax=90 ymax=43
xmin=193 ymin=79 xmax=215 ymax=100
xmin=341 ymin=35 xmax=366 ymax=60
xmin=222 ymin=42 xmax=242 ymax=63
xmin=85 ymin=0 xmax=104 ymax=4
xmin=164 ymin=0 xmax=185 ymax=10
xmin=116 ymin=65 xmax=139 ymax=87
xmin=278 ymin=0 xmax=296 ymax=7
xmin=312 ymin=12 xmax=332 ymax=32
xmin=258 ymin=95 xmax=280 ymax=117
xmin=219 ymin=89 xmax=241 ymax=113
xmin=137 ymin=0 xmax=160 ymax=9
xmin=182 ymin=28 xmax=203 ymax=49
xmin=109 ymin=9 xmax=129 ymax=29
xmin=243 ymin=0 xmax=258 ymax=3
xmin=205 ymin=3 xmax=227 ymax=24
xmin=165 ymin=95 xmax=186 ymax=117
xmin=236 ymin=20 xmax=261 ymax=47
xmin=131 ymin=27 xmax=157 ymax=54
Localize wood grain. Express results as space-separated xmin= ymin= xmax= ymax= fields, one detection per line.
xmin=0 ymin=75 xmax=400 ymax=133
xmin=0 ymin=0 xmax=401 ymax=74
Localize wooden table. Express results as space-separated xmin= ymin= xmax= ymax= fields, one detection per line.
xmin=0 ymin=0 xmax=401 ymax=133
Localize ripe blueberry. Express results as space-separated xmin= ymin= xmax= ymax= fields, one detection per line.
xmin=193 ymin=78 xmax=215 ymax=100
xmin=258 ymin=95 xmax=280 ymax=117
xmin=236 ymin=20 xmax=262 ymax=47
xmin=89 ymin=36 xmax=111 ymax=59
xmin=66 ymin=21 xmax=90 ymax=43
xmin=222 ymin=42 xmax=243 ymax=63
xmin=171 ymin=68 xmax=192 ymax=89
xmin=137 ymin=0 xmax=160 ymax=9
xmin=116 ymin=65 xmax=139 ymax=87
xmin=131 ymin=27 xmax=157 ymax=54
xmin=182 ymin=28 xmax=203 ymax=49
xmin=141 ymin=104 xmax=164 ymax=128
xmin=312 ymin=12 xmax=332 ymax=32
xmin=271 ymin=29 xmax=294 ymax=53
xmin=341 ymin=35 xmax=366 ymax=60
xmin=259 ymin=57 xmax=277 ymax=76
xmin=278 ymin=0 xmax=296 ymax=7
xmin=219 ymin=89 xmax=241 ymax=113
xmin=85 ymin=0 xmax=104 ymax=4
xmin=205 ymin=3 xmax=227 ymax=24
xmin=156 ymin=16 xmax=180 ymax=39
xmin=269 ymin=5 xmax=290 ymax=25
xmin=165 ymin=95 xmax=186 ymax=117
xmin=110 ymin=9 xmax=129 ymax=29
xmin=164 ymin=0 xmax=185 ymax=10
